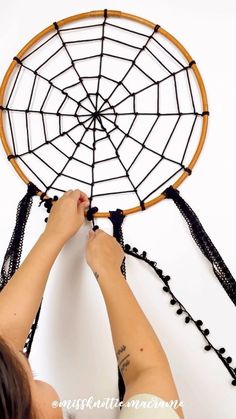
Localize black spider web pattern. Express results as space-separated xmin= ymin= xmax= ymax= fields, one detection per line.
xmin=1 ymin=12 xmax=205 ymax=212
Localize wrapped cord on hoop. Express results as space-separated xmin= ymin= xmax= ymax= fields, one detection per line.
xmin=109 ymin=209 xmax=126 ymax=403
xmin=164 ymin=186 xmax=236 ymax=306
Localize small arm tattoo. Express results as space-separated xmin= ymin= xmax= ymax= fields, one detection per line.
xmin=116 ymin=344 xmax=126 ymax=358
xmin=120 ymin=359 xmax=130 ymax=374
xmin=116 ymin=344 xmax=130 ymax=375
xmin=93 ymin=271 xmax=99 ymax=280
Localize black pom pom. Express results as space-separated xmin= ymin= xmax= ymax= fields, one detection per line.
xmin=176 ymin=308 xmax=183 ymax=315
xmin=53 ymin=195 xmax=59 ymax=201
xmin=232 ymin=379 xmax=236 ymax=386
xmin=219 ymin=348 xmax=225 ymax=354
xmin=150 ymin=261 xmax=156 ymax=267
xmin=204 ymin=329 xmax=210 ymax=336
xmin=226 ymin=357 xmax=232 ymax=364
xmin=141 ymin=251 xmax=147 ymax=258
xmin=133 ymin=247 xmax=138 ymax=253
xmin=163 ymin=286 xmax=169 ymax=292
xmin=204 ymin=345 xmax=211 ymax=351
xmin=196 ymin=320 xmax=203 ymax=326
xmin=185 ymin=317 xmax=190 ymax=324
xmin=44 ymin=199 xmax=51 ymax=209
xmin=124 ymin=244 xmax=131 ymax=251
xmin=170 ymin=299 xmax=176 ymax=305
xmin=44 ymin=217 xmax=48 ymax=223
xmin=93 ymin=225 xmax=99 ymax=231
xmin=165 ymin=275 xmax=171 ymax=281
xmin=156 ymin=269 xmax=163 ymax=276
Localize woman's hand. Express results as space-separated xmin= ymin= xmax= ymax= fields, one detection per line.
xmin=44 ymin=189 xmax=89 ymax=244
xmin=86 ymin=229 xmax=124 ymax=277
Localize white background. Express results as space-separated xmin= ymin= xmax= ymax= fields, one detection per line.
xmin=1 ymin=1 xmax=236 ymax=418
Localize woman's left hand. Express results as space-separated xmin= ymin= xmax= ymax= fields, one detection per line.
xmin=44 ymin=189 xmax=90 ymax=243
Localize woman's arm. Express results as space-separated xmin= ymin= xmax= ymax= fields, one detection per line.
xmin=0 ymin=189 xmax=89 ymax=352
xmin=86 ymin=229 xmax=184 ymax=418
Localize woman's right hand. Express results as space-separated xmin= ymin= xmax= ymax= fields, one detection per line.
xmin=85 ymin=229 xmax=125 ymax=277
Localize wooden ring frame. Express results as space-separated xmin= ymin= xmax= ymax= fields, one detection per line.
xmin=0 ymin=9 xmax=209 ymax=218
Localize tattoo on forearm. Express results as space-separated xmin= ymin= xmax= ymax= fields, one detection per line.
xmin=93 ymin=271 xmax=99 ymax=280
xmin=120 ymin=359 xmax=130 ymax=374
xmin=116 ymin=344 xmax=126 ymax=358
xmin=116 ymin=344 xmax=130 ymax=375
xmin=118 ymin=354 xmax=130 ymax=366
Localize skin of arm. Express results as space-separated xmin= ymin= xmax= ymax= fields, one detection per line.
xmin=0 ymin=189 xmax=89 ymax=352
xmin=86 ymin=229 xmax=184 ymax=418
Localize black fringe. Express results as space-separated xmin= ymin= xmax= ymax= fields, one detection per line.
xmin=164 ymin=186 xmax=236 ymax=306
xmin=0 ymin=182 xmax=40 ymax=356
xmin=109 ymin=209 xmax=126 ymax=404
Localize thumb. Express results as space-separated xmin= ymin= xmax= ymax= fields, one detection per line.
xmin=88 ymin=230 xmax=95 ymax=240
xmin=78 ymin=200 xmax=89 ymax=214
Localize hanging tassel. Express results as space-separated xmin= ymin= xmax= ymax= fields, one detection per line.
xmin=0 ymin=182 xmax=40 ymax=290
xmin=164 ymin=186 xmax=236 ymax=306
xmin=109 ymin=209 xmax=126 ymax=403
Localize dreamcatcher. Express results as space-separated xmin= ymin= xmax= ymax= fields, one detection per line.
xmin=1 ymin=10 xmax=236 ymax=403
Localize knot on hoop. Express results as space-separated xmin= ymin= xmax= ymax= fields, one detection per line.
xmin=86 ymin=206 xmax=98 ymax=221
xmin=7 ymin=154 xmax=16 ymax=161
xmin=163 ymin=186 xmax=180 ymax=199
xmin=53 ymin=22 xmax=59 ymax=31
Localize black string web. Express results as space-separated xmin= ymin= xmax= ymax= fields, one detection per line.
xmin=1 ymin=13 xmax=204 ymax=212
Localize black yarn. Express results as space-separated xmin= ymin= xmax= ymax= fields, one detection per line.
xmin=163 ymin=186 xmax=236 ymax=306
xmin=108 ymin=209 xmax=126 ymax=403
xmin=124 ymin=244 xmax=236 ymax=386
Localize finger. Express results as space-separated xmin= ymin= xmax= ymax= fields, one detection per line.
xmin=70 ymin=189 xmax=82 ymax=202
xmin=78 ymin=200 xmax=90 ymax=217
xmin=94 ymin=228 xmax=104 ymax=236
xmin=79 ymin=198 xmax=90 ymax=209
xmin=78 ymin=191 xmax=89 ymax=203
xmin=88 ymin=230 xmax=95 ymax=240
xmin=62 ymin=190 xmax=73 ymax=198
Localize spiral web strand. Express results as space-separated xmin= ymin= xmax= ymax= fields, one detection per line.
xmin=1 ymin=13 xmax=203 ymax=212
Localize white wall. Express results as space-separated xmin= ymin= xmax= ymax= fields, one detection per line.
xmin=1 ymin=1 xmax=236 ymax=418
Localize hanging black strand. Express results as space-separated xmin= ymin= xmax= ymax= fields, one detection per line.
xmin=109 ymin=209 xmax=126 ymax=403
xmin=124 ymin=244 xmax=236 ymax=386
xmin=164 ymin=186 xmax=236 ymax=307
xmin=0 ymin=182 xmax=39 ymax=290
xmin=23 ymin=192 xmax=59 ymax=357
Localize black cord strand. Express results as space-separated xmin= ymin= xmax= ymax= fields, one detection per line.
xmin=109 ymin=209 xmax=126 ymax=403
xmin=0 ymin=182 xmax=40 ymax=355
xmin=0 ymin=182 xmax=39 ymax=289
xmin=164 ymin=186 xmax=236 ymax=306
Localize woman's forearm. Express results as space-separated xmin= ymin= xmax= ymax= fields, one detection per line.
xmin=96 ymin=268 xmax=173 ymax=385
xmin=0 ymin=231 xmax=64 ymax=351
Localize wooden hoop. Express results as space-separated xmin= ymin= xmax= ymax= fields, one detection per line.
xmin=0 ymin=9 xmax=209 ymax=218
